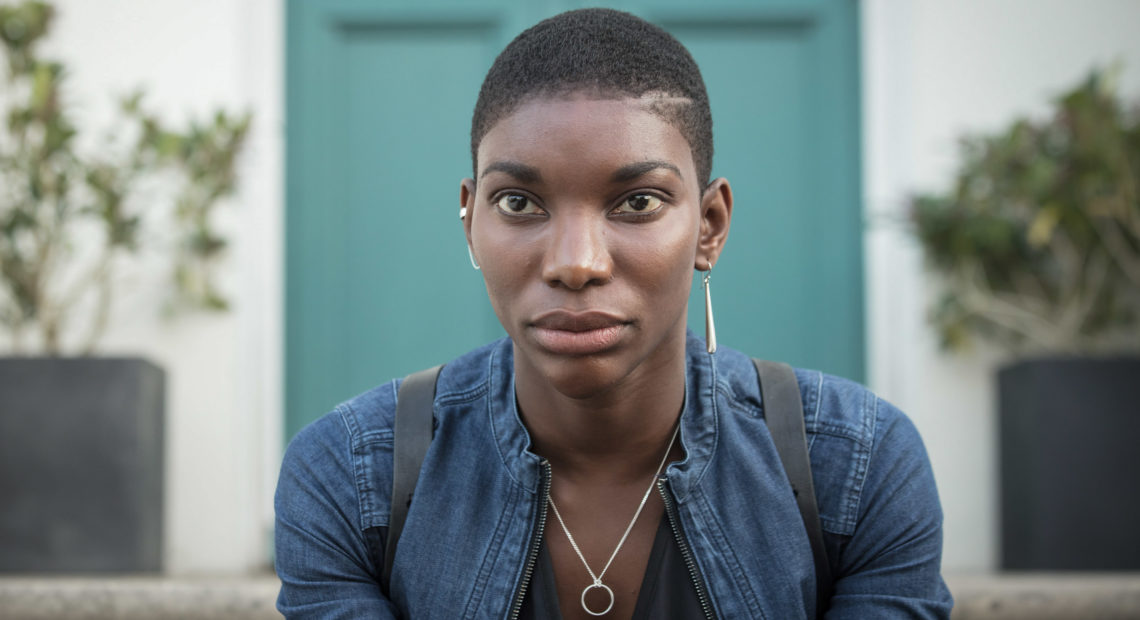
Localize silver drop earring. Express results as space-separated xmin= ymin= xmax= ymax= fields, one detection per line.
xmin=460 ymin=207 xmax=480 ymax=270
xmin=703 ymin=262 xmax=716 ymax=354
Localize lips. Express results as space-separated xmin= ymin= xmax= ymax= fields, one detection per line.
xmin=529 ymin=310 xmax=630 ymax=355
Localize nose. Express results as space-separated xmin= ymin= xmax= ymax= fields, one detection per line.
xmin=541 ymin=211 xmax=613 ymax=289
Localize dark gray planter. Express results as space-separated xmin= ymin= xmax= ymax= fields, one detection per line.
xmin=999 ymin=356 xmax=1140 ymax=570
xmin=0 ymin=357 xmax=164 ymax=573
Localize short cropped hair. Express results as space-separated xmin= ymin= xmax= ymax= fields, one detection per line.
xmin=471 ymin=8 xmax=714 ymax=188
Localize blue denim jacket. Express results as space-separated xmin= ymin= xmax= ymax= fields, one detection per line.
xmin=275 ymin=332 xmax=953 ymax=619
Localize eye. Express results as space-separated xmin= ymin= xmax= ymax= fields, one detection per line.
xmin=494 ymin=193 xmax=542 ymax=215
xmin=612 ymin=194 xmax=665 ymax=215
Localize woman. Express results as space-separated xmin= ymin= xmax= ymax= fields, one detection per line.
xmin=275 ymin=9 xmax=952 ymax=619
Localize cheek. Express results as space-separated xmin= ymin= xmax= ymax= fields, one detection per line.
xmin=619 ymin=213 xmax=699 ymax=298
xmin=471 ymin=223 xmax=535 ymax=314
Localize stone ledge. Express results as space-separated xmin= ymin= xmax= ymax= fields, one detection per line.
xmin=1 ymin=573 xmax=1139 ymax=618
xmin=947 ymin=573 xmax=1140 ymax=619
xmin=0 ymin=575 xmax=282 ymax=620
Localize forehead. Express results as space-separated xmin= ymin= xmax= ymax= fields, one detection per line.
xmin=476 ymin=95 xmax=695 ymax=179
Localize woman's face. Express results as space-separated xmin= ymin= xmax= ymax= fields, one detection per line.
xmin=461 ymin=95 xmax=731 ymax=398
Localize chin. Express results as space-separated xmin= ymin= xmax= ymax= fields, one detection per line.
xmin=517 ymin=344 xmax=634 ymax=400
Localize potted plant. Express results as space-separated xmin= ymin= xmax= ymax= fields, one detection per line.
xmin=0 ymin=1 xmax=249 ymax=572
xmin=911 ymin=67 xmax=1140 ymax=570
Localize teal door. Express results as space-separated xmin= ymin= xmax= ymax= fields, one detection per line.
xmin=286 ymin=0 xmax=862 ymax=439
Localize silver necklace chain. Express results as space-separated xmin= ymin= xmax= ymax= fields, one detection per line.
xmin=546 ymin=422 xmax=680 ymax=616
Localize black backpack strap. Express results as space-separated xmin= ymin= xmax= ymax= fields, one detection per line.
xmin=753 ymin=359 xmax=834 ymax=618
xmin=382 ymin=364 xmax=442 ymax=596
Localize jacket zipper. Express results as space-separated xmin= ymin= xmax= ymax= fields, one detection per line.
xmin=508 ymin=459 xmax=551 ymax=620
xmin=658 ymin=477 xmax=716 ymax=620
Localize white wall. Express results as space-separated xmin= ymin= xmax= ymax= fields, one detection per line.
xmin=864 ymin=0 xmax=1140 ymax=571
xmin=26 ymin=0 xmax=283 ymax=574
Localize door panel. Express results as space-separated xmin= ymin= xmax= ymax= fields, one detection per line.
xmin=286 ymin=0 xmax=862 ymax=439
xmin=660 ymin=2 xmax=864 ymax=383
xmin=341 ymin=23 xmax=504 ymax=390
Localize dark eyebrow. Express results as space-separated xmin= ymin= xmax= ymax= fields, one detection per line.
xmin=480 ymin=161 xmax=542 ymax=183
xmin=611 ymin=161 xmax=684 ymax=184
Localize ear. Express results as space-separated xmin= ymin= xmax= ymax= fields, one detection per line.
xmin=696 ymin=177 xmax=733 ymax=270
xmin=460 ymin=178 xmax=476 ymax=249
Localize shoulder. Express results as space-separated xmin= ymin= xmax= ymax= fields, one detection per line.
xmin=276 ymin=380 xmax=400 ymax=533
xmin=300 ymin=337 xmax=508 ymax=441
xmin=279 ymin=338 xmax=508 ymax=528
xmin=711 ymin=345 xmax=932 ymax=537
xmin=710 ymin=343 xmax=902 ymax=443
xmin=280 ymin=373 xmax=400 ymax=475
xmin=794 ymin=368 xmax=930 ymax=535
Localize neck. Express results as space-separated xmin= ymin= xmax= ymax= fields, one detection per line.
xmin=514 ymin=345 xmax=687 ymax=483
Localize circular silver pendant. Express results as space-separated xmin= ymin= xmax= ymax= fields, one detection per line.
xmin=581 ymin=582 xmax=615 ymax=616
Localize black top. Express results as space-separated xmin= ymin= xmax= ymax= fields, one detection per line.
xmin=519 ymin=516 xmax=705 ymax=619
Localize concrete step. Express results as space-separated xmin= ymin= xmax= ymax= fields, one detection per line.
xmin=948 ymin=573 xmax=1140 ymax=619
xmin=1 ymin=573 xmax=1138 ymax=619
xmin=0 ymin=575 xmax=282 ymax=620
